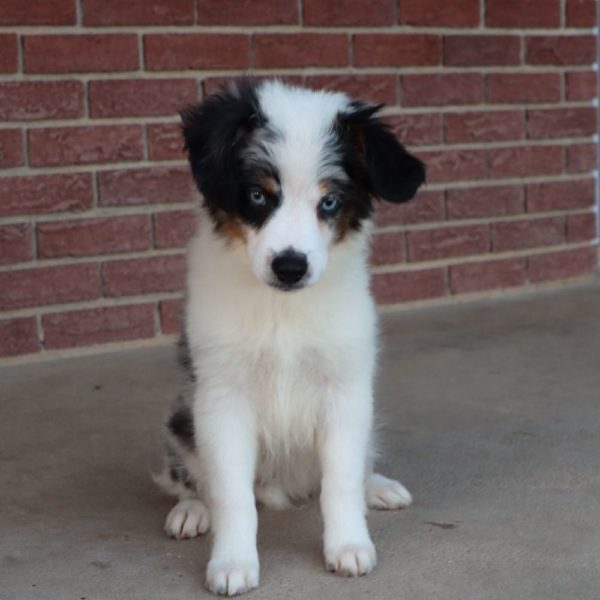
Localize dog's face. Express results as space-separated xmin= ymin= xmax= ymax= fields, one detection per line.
xmin=182 ymin=80 xmax=425 ymax=291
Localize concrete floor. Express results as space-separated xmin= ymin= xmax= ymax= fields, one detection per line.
xmin=1 ymin=284 xmax=600 ymax=600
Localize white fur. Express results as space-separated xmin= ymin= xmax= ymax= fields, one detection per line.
xmin=246 ymin=83 xmax=352 ymax=288
xmin=164 ymin=81 xmax=412 ymax=596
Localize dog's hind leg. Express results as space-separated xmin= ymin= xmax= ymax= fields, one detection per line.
xmin=254 ymin=481 xmax=293 ymax=510
xmin=366 ymin=472 xmax=412 ymax=510
xmin=155 ymin=398 xmax=212 ymax=539
xmin=154 ymin=455 xmax=212 ymax=539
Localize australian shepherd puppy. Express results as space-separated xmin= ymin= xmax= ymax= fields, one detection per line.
xmin=156 ymin=79 xmax=426 ymax=596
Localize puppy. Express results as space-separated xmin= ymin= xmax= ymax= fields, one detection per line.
xmin=156 ymin=79 xmax=425 ymax=596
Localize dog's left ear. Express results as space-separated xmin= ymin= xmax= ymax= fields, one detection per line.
xmin=339 ymin=102 xmax=426 ymax=203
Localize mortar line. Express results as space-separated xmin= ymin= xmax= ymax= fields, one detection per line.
xmin=595 ymin=4 xmax=600 ymax=255
xmin=2 ymin=25 xmax=598 ymax=35
xmin=2 ymin=63 xmax=598 ymax=83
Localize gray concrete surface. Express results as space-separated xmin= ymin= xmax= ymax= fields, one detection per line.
xmin=2 ymin=284 xmax=600 ymax=600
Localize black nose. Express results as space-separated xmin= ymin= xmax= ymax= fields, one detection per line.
xmin=271 ymin=251 xmax=308 ymax=286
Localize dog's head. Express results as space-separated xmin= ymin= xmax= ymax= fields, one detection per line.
xmin=182 ymin=79 xmax=425 ymax=291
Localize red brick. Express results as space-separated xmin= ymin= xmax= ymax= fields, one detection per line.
xmin=526 ymin=36 xmax=597 ymax=66
xmin=24 ymin=35 xmax=139 ymax=74
xmin=159 ymin=298 xmax=183 ymax=335
xmin=202 ymin=75 xmax=305 ymax=99
xmin=144 ymin=34 xmax=249 ymax=71
xmin=567 ymin=213 xmax=597 ymax=242
xmin=487 ymin=145 xmax=563 ymax=178
xmin=0 ymin=0 xmax=75 ymax=24
xmin=527 ymin=107 xmax=597 ymax=140
xmin=566 ymin=71 xmax=598 ymax=101
xmin=254 ymin=34 xmax=348 ymax=68
xmin=402 ymin=74 xmax=483 ymax=107
xmin=353 ymin=35 xmax=439 ymax=67
xmin=566 ymin=0 xmax=597 ymax=27
xmin=147 ymin=123 xmax=185 ymax=161
xmin=528 ymin=246 xmax=597 ymax=283
xmin=526 ymin=179 xmax=596 ymax=213
xmin=374 ymin=191 xmax=445 ymax=227
xmin=154 ymin=209 xmax=197 ymax=249
xmin=443 ymin=36 xmax=520 ymax=67
xmin=98 ymin=167 xmax=196 ymax=207
xmin=305 ymin=0 xmax=391 ymax=25
xmin=0 ymin=34 xmax=17 ymax=72
xmin=102 ymin=255 xmax=186 ymax=297
xmin=0 ymin=224 xmax=33 ymax=265
xmin=0 ymin=81 xmax=84 ymax=121
xmin=0 ymin=264 xmax=99 ymax=310
xmin=399 ymin=0 xmax=479 ymax=26
xmin=0 ymin=318 xmax=39 ymax=358
xmin=0 ymin=129 xmax=23 ymax=168
xmin=450 ymin=258 xmax=527 ymax=294
xmin=29 ymin=125 xmax=144 ymax=168
xmin=492 ymin=217 xmax=565 ymax=252
xmin=200 ymin=0 xmax=297 ymax=24
xmin=408 ymin=224 xmax=489 ymax=262
xmin=89 ymin=79 xmax=198 ymax=118
xmin=370 ymin=232 xmax=405 ymax=266
xmin=372 ymin=269 xmax=446 ymax=304
xmin=444 ymin=110 xmax=524 ymax=144
xmin=387 ymin=113 xmax=442 ymax=146
xmin=43 ymin=304 xmax=155 ymax=350
xmin=486 ymin=0 xmax=560 ymax=27
xmin=420 ymin=149 xmax=488 ymax=183
xmin=304 ymin=74 xmax=397 ymax=105
xmin=567 ymin=143 xmax=597 ymax=174
xmin=446 ymin=185 xmax=524 ymax=220
xmin=83 ymin=0 xmax=194 ymax=25
xmin=37 ymin=215 xmax=152 ymax=258
xmin=0 ymin=173 xmax=93 ymax=217
xmin=486 ymin=73 xmax=561 ymax=104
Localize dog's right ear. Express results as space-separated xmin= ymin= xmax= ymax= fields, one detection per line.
xmin=180 ymin=81 xmax=263 ymax=213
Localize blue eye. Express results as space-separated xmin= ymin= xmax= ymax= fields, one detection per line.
xmin=319 ymin=194 xmax=341 ymax=215
xmin=249 ymin=189 xmax=267 ymax=206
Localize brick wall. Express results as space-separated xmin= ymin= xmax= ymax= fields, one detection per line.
xmin=0 ymin=0 xmax=598 ymax=359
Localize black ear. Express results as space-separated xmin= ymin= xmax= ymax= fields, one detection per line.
xmin=180 ymin=81 xmax=263 ymax=213
xmin=340 ymin=103 xmax=426 ymax=203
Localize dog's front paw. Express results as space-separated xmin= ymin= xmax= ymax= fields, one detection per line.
xmin=324 ymin=541 xmax=376 ymax=577
xmin=206 ymin=559 xmax=259 ymax=596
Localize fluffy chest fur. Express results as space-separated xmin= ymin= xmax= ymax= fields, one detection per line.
xmin=185 ymin=218 xmax=378 ymax=454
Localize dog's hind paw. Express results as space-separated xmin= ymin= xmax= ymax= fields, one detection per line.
xmin=367 ymin=473 xmax=412 ymax=510
xmin=165 ymin=499 xmax=210 ymax=539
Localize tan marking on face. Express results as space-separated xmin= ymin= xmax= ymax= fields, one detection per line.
xmin=334 ymin=207 xmax=355 ymax=243
xmin=214 ymin=210 xmax=247 ymax=244
xmin=260 ymin=177 xmax=279 ymax=196
xmin=318 ymin=180 xmax=353 ymax=244
xmin=318 ymin=181 xmax=332 ymax=197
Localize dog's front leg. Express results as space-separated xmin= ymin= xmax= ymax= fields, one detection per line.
xmin=319 ymin=381 xmax=376 ymax=576
xmin=195 ymin=387 xmax=259 ymax=595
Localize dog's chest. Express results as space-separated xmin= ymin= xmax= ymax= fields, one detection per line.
xmin=248 ymin=339 xmax=334 ymax=448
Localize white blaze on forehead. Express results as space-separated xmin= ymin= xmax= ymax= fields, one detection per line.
xmin=257 ymin=81 xmax=351 ymax=195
